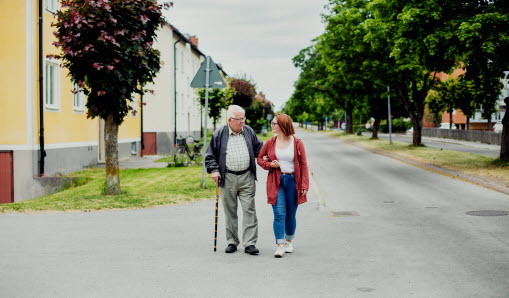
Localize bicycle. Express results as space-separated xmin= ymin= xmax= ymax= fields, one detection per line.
xmin=173 ymin=136 xmax=204 ymax=166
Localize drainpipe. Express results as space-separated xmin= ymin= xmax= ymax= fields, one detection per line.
xmin=140 ymin=94 xmax=144 ymax=157
xmin=38 ymin=0 xmax=46 ymax=177
xmin=173 ymin=36 xmax=182 ymax=146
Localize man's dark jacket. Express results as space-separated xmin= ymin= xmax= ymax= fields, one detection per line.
xmin=205 ymin=124 xmax=263 ymax=187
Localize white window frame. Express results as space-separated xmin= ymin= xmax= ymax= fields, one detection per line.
xmin=72 ymin=83 xmax=85 ymax=112
xmin=44 ymin=59 xmax=60 ymax=111
xmin=45 ymin=0 xmax=59 ymax=13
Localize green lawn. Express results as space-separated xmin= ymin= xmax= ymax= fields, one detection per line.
xmin=328 ymin=131 xmax=509 ymax=183
xmin=0 ymin=166 xmax=217 ymax=213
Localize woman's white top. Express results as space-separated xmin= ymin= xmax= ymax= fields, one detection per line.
xmin=276 ymin=137 xmax=295 ymax=173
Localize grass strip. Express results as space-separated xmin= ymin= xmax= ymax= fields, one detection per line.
xmin=328 ymin=131 xmax=509 ymax=184
xmin=0 ymin=166 xmax=216 ymax=213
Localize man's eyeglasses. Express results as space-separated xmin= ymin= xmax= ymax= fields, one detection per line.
xmin=271 ymin=122 xmax=278 ymax=126
xmin=230 ymin=117 xmax=246 ymax=122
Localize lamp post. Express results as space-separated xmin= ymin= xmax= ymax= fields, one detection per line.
xmin=388 ymin=86 xmax=392 ymax=144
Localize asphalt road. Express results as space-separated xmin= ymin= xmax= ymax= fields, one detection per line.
xmin=1 ymin=128 xmax=508 ymax=297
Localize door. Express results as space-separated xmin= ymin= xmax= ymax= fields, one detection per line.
xmin=0 ymin=152 xmax=14 ymax=204
xmin=142 ymin=133 xmax=157 ymax=155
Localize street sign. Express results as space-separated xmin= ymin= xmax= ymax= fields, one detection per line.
xmin=192 ymin=56 xmax=226 ymax=188
xmin=190 ymin=57 xmax=226 ymax=89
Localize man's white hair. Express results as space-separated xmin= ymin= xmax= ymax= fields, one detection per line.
xmin=227 ymin=105 xmax=245 ymax=119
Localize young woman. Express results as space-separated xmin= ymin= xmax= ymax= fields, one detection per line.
xmin=257 ymin=113 xmax=309 ymax=258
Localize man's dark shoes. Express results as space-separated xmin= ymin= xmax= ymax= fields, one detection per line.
xmin=244 ymin=245 xmax=259 ymax=255
xmin=225 ymin=244 xmax=237 ymax=253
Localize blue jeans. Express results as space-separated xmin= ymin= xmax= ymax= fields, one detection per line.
xmin=272 ymin=173 xmax=298 ymax=244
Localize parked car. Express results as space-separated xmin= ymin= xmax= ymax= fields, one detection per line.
xmin=492 ymin=121 xmax=503 ymax=133
xmin=406 ymin=127 xmax=413 ymax=134
xmin=438 ymin=123 xmax=456 ymax=129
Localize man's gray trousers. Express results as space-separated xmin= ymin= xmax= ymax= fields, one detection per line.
xmin=220 ymin=171 xmax=258 ymax=247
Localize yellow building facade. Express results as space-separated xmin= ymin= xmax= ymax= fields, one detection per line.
xmin=0 ymin=1 xmax=141 ymax=203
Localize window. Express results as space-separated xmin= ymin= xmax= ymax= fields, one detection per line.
xmin=73 ymin=83 xmax=85 ymax=112
xmin=45 ymin=0 xmax=59 ymax=12
xmin=45 ymin=60 xmax=60 ymax=110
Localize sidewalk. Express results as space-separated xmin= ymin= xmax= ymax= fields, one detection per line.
xmin=94 ymin=155 xmax=168 ymax=169
xmin=379 ymin=132 xmax=500 ymax=150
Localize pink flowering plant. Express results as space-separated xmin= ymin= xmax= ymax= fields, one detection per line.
xmin=226 ymin=77 xmax=257 ymax=108
xmin=50 ymin=0 xmax=171 ymax=195
xmin=51 ymin=0 xmax=171 ymax=125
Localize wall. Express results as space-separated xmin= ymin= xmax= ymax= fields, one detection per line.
xmin=422 ymin=128 xmax=502 ymax=145
xmin=0 ymin=1 xmax=28 ymax=146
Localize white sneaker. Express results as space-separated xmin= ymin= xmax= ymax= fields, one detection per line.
xmin=284 ymin=242 xmax=294 ymax=253
xmin=274 ymin=245 xmax=285 ymax=258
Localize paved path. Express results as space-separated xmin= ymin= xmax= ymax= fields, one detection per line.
xmin=1 ymin=128 xmax=508 ymax=297
xmin=377 ymin=133 xmax=501 ymax=158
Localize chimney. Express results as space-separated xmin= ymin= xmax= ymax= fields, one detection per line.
xmin=190 ymin=36 xmax=199 ymax=47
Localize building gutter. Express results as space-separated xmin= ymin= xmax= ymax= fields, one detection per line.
xmin=38 ymin=0 xmax=46 ymax=176
xmin=140 ymin=94 xmax=144 ymax=156
xmin=173 ymin=34 xmax=182 ymax=146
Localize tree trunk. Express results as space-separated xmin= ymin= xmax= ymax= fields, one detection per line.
xmin=346 ymin=109 xmax=354 ymax=134
xmin=371 ymin=117 xmax=381 ymax=139
xmin=412 ymin=119 xmax=423 ymax=146
xmin=500 ymin=97 xmax=509 ymax=159
xmin=397 ymin=80 xmax=426 ymax=146
xmin=449 ymin=108 xmax=454 ymax=129
xmin=104 ymin=114 xmax=121 ymax=195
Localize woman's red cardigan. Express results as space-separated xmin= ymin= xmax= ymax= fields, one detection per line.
xmin=257 ymin=136 xmax=309 ymax=205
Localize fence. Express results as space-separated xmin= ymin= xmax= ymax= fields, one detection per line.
xmin=422 ymin=128 xmax=502 ymax=145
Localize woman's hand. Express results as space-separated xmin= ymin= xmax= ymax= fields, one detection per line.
xmin=270 ymin=160 xmax=280 ymax=168
xmin=262 ymin=155 xmax=270 ymax=162
xmin=301 ymin=189 xmax=308 ymax=196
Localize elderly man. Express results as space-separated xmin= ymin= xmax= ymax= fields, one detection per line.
xmin=205 ymin=105 xmax=264 ymax=255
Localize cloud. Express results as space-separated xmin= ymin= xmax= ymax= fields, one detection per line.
xmin=165 ymin=0 xmax=327 ymax=109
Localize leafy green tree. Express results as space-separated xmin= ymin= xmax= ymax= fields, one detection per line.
xmin=196 ymin=88 xmax=230 ymax=131
xmin=52 ymin=0 xmax=169 ymax=194
xmin=288 ymin=45 xmax=343 ymax=129
xmin=427 ymin=78 xmax=462 ymax=129
xmin=321 ymin=0 xmax=408 ymax=138
xmin=318 ymin=0 xmax=373 ymax=134
xmin=366 ymin=0 xmax=460 ymax=146
xmin=286 ymin=46 xmax=327 ymax=122
xmin=455 ymin=1 xmax=508 ymax=138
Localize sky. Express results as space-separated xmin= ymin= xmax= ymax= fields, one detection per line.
xmin=165 ymin=0 xmax=328 ymax=110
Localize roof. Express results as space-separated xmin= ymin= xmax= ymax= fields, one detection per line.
xmin=167 ymin=23 xmax=228 ymax=77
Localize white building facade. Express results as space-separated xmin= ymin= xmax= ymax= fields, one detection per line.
xmin=142 ymin=24 xmax=225 ymax=155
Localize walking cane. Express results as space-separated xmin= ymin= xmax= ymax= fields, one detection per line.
xmin=214 ymin=182 xmax=219 ymax=252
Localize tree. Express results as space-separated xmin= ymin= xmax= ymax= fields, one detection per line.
xmin=320 ymin=0 xmax=408 ymax=138
xmin=318 ymin=0 xmax=374 ymax=134
xmin=427 ymin=78 xmax=462 ymax=129
xmin=288 ymin=45 xmax=338 ymax=127
xmin=366 ymin=0 xmax=463 ymax=146
xmin=196 ymin=88 xmax=230 ymax=131
xmin=226 ymin=77 xmax=256 ymax=108
xmin=245 ymin=92 xmax=274 ymax=132
xmin=455 ymin=1 xmax=508 ymax=139
xmin=52 ymin=0 xmax=169 ymax=194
